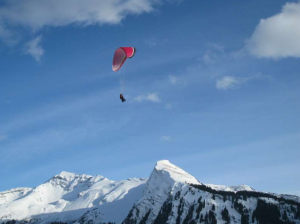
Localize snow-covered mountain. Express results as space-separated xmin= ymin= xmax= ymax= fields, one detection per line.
xmin=1 ymin=160 xmax=300 ymax=224
xmin=124 ymin=160 xmax=300 ymax=224
xmin=0 ymin=172 xmax=146 ymax=223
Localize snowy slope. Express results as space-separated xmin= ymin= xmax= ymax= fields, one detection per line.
xmin=206 ymin=184 xmax=254 ymax=192
xmin=0 ymin=171 xmax=146 ymax=223
xmin=0 ymin=187 xmax=32 ymax=206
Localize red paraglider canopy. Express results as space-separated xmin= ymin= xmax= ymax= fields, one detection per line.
xmin=112 ymin=47 xmax=136 ymax=72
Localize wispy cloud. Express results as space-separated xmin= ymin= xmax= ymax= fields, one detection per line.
xmin=161 ymin=135 xmax=171 ymax=142
xmin=168 ymin=75 xmax=187 ymax=87
xmin=25 ymin=35 xmax=44 ymax=61
xmin=145 ymin=38 xmax=157 ymax=47
xmin=0 ymin=21 xmax=18 ymax=45
xmin=134 ymin=93 xmax=161 ymax=103
xmin=168 ymin=75 xmax=180 ymax=85
xmin=200 ymin=43 xmax=225 ymax=65
xmin=216 ymin=76 xmax=240 ymax=90
xmin=201 ymin=53 xmax=215 ymax=65
xmin=215 ymin=74 xmax=263 ymax=90
xmin=246 ymin=1 xmax=300 ymax=59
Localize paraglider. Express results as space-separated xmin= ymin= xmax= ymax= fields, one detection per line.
xmin=120 ymin=94 xmax=126 ymax=102
xmin=112 ymin=47 xmax=136 ymax=102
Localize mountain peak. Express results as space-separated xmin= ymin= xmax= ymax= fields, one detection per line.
xmin=155 ymin=160 xmax=172 ymax=170
xmin=154 ymin=160 xmax=200 ymax=185
xmin=55 ymin=171 xmax=76 ymax=179
xmin=53 ymin=171 xmax=93 ymax=181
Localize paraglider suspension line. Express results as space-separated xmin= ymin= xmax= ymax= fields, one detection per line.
xmin=119 ymin=69 xmax=126 ymax=94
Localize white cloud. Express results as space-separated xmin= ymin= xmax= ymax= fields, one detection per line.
xmin=0 ymin=0 xmax=171 ymax=58
xmin=216 ymin=76 xmax=240 ymax=90
xmin=25 ymin=35 xmax=44 ymax=61
xmin=134 ymin=93 xmax=161 ymax=103
xmin=161 ymin=135 xmax=171 ymax=142
xmin=0 ymin=0 xmax=156 ymax=30
xmin=215 ymin=74 xmax=262 ymax=90
xmin=247 ymin=1 xmax=300 ymax=59
xmin=0 ymin=135 xmax=7 ymax=141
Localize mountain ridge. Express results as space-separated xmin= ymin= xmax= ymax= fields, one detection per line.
xmin=1 ymin=160 xmax=299 ymax=224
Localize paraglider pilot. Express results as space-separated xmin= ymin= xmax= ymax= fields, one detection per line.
xmin=120 ymin=94 xmax=126 ymax=102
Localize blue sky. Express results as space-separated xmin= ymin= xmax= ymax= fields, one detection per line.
xmin=0 ymin=0 xmax=299 ymax=196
